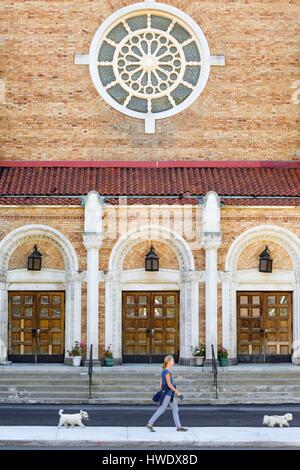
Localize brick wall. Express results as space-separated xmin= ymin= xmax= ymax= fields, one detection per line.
xmin=123 ymin=240 xmax=179 ymax=270
xmin=1 ymin=0 xmax=298 ymax=162
xmin=237 ymin=240 xmax=293 ymax=271
xmin=8 ymin=239 xmax=64 ymax=270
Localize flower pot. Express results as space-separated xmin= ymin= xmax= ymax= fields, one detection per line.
xmin=195 ymin=356 xmax=205 ymax=366
xmin=72 ymin=356 xmax=82 ymax=367
xmin=104 ymin=357 xmax=114 ymax=367
xmin=219 ymin=357 xmax=228 ymax=367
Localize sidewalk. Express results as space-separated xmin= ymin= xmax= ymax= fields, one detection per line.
xmin=0 ymin=426 xmax=300 ymax=448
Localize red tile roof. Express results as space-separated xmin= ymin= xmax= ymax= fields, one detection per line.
xmin=0 ymin=164 xmax=299 ymax=206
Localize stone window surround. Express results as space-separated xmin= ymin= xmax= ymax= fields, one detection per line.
xmin=79 ymin=0 xmax=214 ymax=133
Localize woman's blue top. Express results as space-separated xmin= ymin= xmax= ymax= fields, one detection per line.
xmin=161 ymin=369 xmax=175 ymax=397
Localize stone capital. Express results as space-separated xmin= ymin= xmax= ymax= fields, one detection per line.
xmin=103 ymin=269 xmax=122 ymax=282
xmin=202 ymin=232 xmax=222 ymax=250
xmin=180 ymin=270 xmax=201 ymax=282
xmin=65 ymin=271 xmax=84 ymax=283
xmin=83 ymin=233 xmax=103 ymax=250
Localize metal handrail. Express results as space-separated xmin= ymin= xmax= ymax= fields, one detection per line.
xmin=211 ymin=344 xmax=218 ymax=399
xmin=88 ymin=344 xmax=93 ymax=399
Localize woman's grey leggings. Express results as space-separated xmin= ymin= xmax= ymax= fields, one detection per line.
xmin=148 ymin=395 xmax=181 ymax=428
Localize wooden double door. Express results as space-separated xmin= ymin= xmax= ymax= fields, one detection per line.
xmin=237 ymin=291 xmax=292 ymax=362
xmin=122 ymin=291 xmax=179 ymax=363
xmin=8 ymin=291 xmax=65 ymax=363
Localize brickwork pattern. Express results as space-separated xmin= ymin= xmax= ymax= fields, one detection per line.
xmin=8 ymin=239 xmax=64 ymax=270
xmin=237 ymin=240 xmax=293 ymax=271
xmin=123 ymin=240 xmax=179 ymax=270
xmin=1 ymin=0 xmax=298 ymax=162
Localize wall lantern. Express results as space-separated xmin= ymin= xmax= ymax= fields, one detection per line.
xmin=27 ymin=245 xmax=42 ymax=271
xmin=259 ymin=245 xmax=273 ymax=273
xmin=145 ymin=245 xmax=159 ymax=272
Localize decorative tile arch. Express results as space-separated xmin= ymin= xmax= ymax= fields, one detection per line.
xmin=0 ymin=225 xmax=81 ymax=363
xmin=105 ymin=224 xmax=199 ymax=364
xmin=222 ymin=225 xmax=300 ymax=362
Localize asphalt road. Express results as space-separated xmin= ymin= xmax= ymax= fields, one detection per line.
xmin=0 ymin=404 xmax=300 ymax=427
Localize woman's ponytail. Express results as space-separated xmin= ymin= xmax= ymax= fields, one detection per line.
xmin=161 ymin=355 xmax=174 ymax=369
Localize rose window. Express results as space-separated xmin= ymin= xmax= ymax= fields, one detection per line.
xmin=89 ymin=2 xmax=211 ymax=133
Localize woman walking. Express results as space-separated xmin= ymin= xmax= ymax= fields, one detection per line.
xmin=146 ymin=355 xmax=188 ymax=432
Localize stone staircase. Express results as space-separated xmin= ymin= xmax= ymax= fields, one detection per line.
xmin=0 ymin=366 xmax=299 ymax=404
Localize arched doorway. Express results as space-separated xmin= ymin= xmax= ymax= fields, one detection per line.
xmin=222 ymin=225 xmax=300 ymax=363
xmin=105 ymin=225 xmax=198 ymax=364
xmin=0 ymin=225 xmax=81 ymax=363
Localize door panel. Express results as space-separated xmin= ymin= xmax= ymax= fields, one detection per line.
xmin=8 ymin=291 xmax=65 ymax=363
xmin=237 ymin=292 xmax=292 ymax=363
xmin=122 ymin=291 xmax=179 ymax=363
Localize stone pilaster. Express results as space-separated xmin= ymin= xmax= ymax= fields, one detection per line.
xmin=83 ymin=191 xmax=103 ymax=362
xmin=202 ymin=192 xmax=222 ymax=364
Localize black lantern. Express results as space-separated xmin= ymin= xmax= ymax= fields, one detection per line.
xmin=145 ymin=245 xmax=159 ymax=271
xmin=27 ymin=245 xmax=42 ymax=271
xmin=259 ymin=245 xmax=273 ymax=273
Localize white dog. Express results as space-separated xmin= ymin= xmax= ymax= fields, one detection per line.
xmin=263 ymin=413 xmax=293 ymax=428
xmin=58 ymin=409 xmax=89 ymax=428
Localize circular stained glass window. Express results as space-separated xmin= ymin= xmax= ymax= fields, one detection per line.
xmin=89 ymin=2 xmax=211 ymax=133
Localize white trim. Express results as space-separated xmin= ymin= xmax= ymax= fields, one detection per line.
xmin=222 ymin=225 xmax=300 ymax=360
xmin=0 ymin=225 xmax=81 ymax=363
xmin=88 ymin=2 xmax=211 ymax=133
xmin=105 ymin=224 xmax=198 ymax=362
xmin=210 ymin=55 xmax=225 ymax=66
xmin=7 ymin=284 xmax=65 ymax=291
xmin=74 ymin=54 xmax=90 ymax=65
xmin=234 ymin=269 xmax=295 ymax=286
xmin=7 ymin=269 xmax=66 ymax=284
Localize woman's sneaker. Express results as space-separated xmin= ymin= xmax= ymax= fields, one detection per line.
xmin=177 ymin=427 xmax=188 ymax=432
xmin=146 ymin=423 xmax=156 ymax=432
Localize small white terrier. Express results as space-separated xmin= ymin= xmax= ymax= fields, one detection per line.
xmin=263 ymin=413 xmax=293 ymax=428
xmin=58 ymin=409 xmax=89 ymax=428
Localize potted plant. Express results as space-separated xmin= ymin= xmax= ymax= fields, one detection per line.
xmin=68 ymin=341 xmax=85 ymax=367
xmin=104 ymin=345 xmax=114 ymax=367
xmin=191 ymin=344 xmax=206 ymax=366
xmin=218 ymin=346 xmax=228 ymax=367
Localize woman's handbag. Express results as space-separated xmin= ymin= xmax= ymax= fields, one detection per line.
xmin=152 ymin=390 xmax=162 ymax=403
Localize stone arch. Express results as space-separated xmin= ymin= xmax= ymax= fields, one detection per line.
xmin=225 ymin=225 xmax=300 ymax=277
xmin=222 ymin=225 xmax=300 ymax=361
xmin=109 ymin=224 xmax=195 ymax=273
xmin=0 ymin=225 xmax=81 ymax=362
xmin=105 ymin=225 xmax=198 ymax=364
xmin=0 ymin=224 xmax=78 ymax=275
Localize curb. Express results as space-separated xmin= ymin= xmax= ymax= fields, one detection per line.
xmin=1 ymin=440 xmax=300 ymax=448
